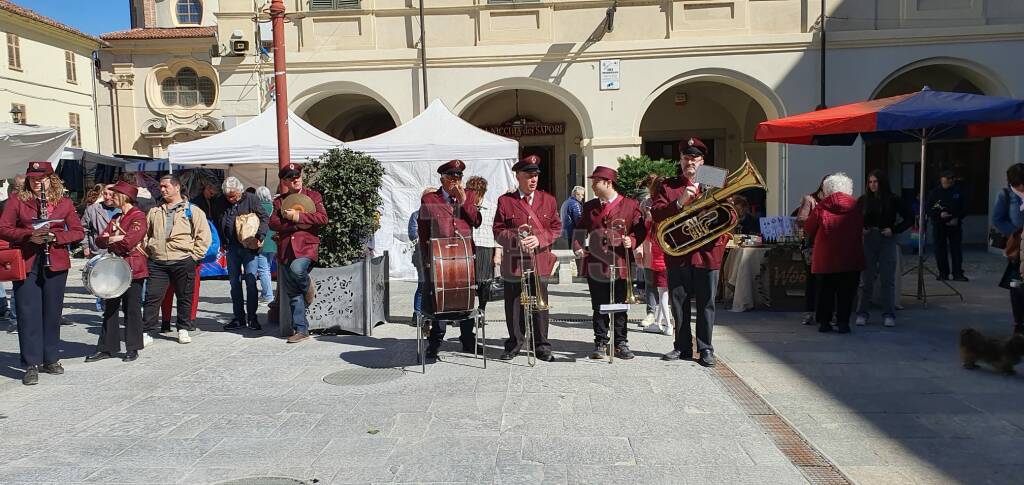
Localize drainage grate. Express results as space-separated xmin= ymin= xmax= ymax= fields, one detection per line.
xmin=214 ymin=478 xmax=313 ymax=485
xmin=711 ymin=359 xmax=854 ymax=485
xmin=322 ymin=368 xmax=406 ymax=386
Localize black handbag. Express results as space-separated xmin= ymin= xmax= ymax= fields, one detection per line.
xmin=991 ymin=228 xmax=1008 ymax=250
xmin=488 ymin=277 xmax=504 ymax=301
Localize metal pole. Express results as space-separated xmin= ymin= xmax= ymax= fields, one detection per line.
xmin=817 ymin=0 xmax=827 ymax=110
xmin=270 ymin=0 xmax=291 ymax=170
xmin=917 ymin=134 xmax=927 ymax=303
xmin=418 ymin=0 xmax=429 ymax=109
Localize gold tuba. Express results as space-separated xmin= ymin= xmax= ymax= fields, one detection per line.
xmin=656 ymin=159 xmax=766 ymax=257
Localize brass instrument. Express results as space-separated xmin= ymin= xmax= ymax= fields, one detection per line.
xmin=609 ymin=218 xmax=639 ymax=305
xmin=656 ymin=159 xmax=766 ymax=257
xmin=517 ymin=224 xmax=548 ymax=367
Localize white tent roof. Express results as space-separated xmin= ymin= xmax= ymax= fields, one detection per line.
xmin=352 ymin=100 xmax=519 ymax=280
xmin=169 ymin=108 xmax=341 ymax=167
xmin=348 ymin=99 xmax=519 ymax=162
xmin=0 ymin=123 xmax=75 ymax=179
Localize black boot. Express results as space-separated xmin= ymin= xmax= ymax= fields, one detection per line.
xmin=123 ymin=350 xmax=139 ymax=362
xmin=22 ymin=366 xmax=38 ymax=385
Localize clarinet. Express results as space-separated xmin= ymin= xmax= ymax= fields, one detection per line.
xmin=37 ymin=195 xmax=52 ymax=268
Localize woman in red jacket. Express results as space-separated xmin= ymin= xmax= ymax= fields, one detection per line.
xmin=804 ymin=172 xmax=865 ymax=334
xmin=88 ymin=182 xmax=149 ymax=363
xmin=0 ymin=162 xmax=85 ymax=385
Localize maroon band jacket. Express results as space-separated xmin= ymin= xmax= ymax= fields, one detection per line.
xmin=0 ymin=196 xmax=84 ymax=272
xmin=96 ymin=206 xmax=149 ymax=280
xmin=572 ymin=195 xmax=646 ymax=280
xmin=269 ymin=188 xmax=329 ymax=263
xmin=416 ymin=189 xmax=481 ymax=258
xmin=492 ymin=190 xmax=561 ymax=279
xmin=650 ymin=176 xmax=728 ymax=270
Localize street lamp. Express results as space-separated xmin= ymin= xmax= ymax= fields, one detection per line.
xmin=9 ymin=105 xmax=24 ymax=124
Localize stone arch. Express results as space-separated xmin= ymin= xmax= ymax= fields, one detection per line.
xmin=635 ymin=68 xmax=786 ymax=214
xmin=291 ymin=81 xmax=402 ymax=127
xmin=454 ymin=77 xmax=594 ymax=140
xmin=292 ymin=81 xmax=400 ymax=142
xmin=871 ymin=57 xmax=1012 ymax=99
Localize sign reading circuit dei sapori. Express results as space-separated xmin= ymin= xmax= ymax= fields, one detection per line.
xmin=482 ymin=117 xmax=566 ymax=138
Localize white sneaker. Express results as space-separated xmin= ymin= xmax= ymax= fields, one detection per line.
xmin=883 ymin=316 xmax=896 ymax=328
xmin=855 ymin=315 xmax=867 ymax=326
xmin=640 ymin=313 xmax=655 ymax=328
xmin=177 ymin=329 xmax=191 ymax=344
xmin=663 ymin=323 xmax=674 ymax=337
xmin=142 ymin=334 xmax=154 ymax=348
xmin=642 ymin=322 xmax=666 ymax=334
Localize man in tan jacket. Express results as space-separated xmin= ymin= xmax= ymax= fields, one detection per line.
xmin=142 ymin=174 xmax=212 ymax=344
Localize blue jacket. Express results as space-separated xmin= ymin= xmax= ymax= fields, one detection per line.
xmin=992 ymin=187 xmax=1024 ymax=236
xmin=560 ymin=197 xmax=582 ymax=239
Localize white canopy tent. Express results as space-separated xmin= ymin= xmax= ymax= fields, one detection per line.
xmin=0 ymin=123 xmax=75 ymax=179
xmin=349 ymin=100 xmax=519 ymax=280
xmin=168 ymin=108 xmax=341 ymax=189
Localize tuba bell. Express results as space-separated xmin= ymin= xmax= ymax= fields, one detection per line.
xmin=656 ymin=159 xmax=766 ymax=257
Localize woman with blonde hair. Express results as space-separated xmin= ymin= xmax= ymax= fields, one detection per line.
xmin=0 ymin=162 xmax=85 ymax=385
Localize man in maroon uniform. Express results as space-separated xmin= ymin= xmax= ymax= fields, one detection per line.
xmin=493 ymin=155 xmax=562 ymax=362
xmin=650 ymin=137 xmax=727 ymax=367
xmin=417 ymin=159 xmax=482 ymax=358
xmin=269 ymin=164 xmax=329 ymax=343
xmin=572 ymin=166 xmax=645 ymax=360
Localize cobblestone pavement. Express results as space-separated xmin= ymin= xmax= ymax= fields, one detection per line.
xmin=0 ymin=250 xmax=1020 ymax=484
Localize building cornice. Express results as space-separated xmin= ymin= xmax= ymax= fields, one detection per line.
xmin=0 ymin=10 xmax=103 ymax=52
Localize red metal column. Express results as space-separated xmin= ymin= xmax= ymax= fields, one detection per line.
xmin=270 ymin=0 xmax=290 ymax=170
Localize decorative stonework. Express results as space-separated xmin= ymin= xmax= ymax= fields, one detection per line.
xmin=145 ymin=58 xmax=219 ymax=119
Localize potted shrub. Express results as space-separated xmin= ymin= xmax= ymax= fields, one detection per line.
xmin=277 ymin=148 xmax=390 ymax=336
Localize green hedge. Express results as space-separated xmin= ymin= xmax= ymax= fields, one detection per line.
xmin=305 ymin=148 xmax=385 ymax=267
xmin=615 ymin=155 xmax=677 ymax=199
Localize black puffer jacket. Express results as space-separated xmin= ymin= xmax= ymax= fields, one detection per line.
xmin=217 ymin=192 xmax=269 ymax=249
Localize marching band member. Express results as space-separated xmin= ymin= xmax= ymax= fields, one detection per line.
xmin=573 ymin=166 xmax=645 ymax=360
xmin=0 ymin=162 xmax=85 ymax=385
xmin=650 ymin=138 xmax=727 ymax=367
xmin=88 ymin=181 xmax=148 ymax=363
xmin=417 ymin=160 xmax=482 ymax=358
xmin=493 ymin=155 xmax=561 ymax=362
xmin=270 ymin=163 xmax=329 ymax=344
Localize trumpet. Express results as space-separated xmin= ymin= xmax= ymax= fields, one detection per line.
xmin=517 ymin=224 xmax=548 ymax=367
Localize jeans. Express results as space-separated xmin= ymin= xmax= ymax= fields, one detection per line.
xmin=227 ymin=245 xmax=259 ymax=322
xmin=256 ymin=253 xmax=274 ymax=301
xmin=281 ymin=257 xmax=314 ymax=335
xmin=857 ymin=229 xmax=899 ymax=319
xmin=144 ymin=258 xmax=198 ymax=332
xmin=644 ymin=268 xmax=658 ymax=315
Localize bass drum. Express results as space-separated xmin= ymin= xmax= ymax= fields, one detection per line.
xmin=82 ymin=254 xmax=132 ymax=299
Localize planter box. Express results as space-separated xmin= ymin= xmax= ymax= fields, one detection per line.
xmin=278 ymin=253 xmax=390 ymax=336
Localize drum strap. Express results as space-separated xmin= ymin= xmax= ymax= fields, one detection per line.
xmin=112 ymin=215 xmax=148 ymax=258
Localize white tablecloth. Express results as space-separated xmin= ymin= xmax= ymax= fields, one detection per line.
xmin=721 ymin=246 xmax=771 ymax=312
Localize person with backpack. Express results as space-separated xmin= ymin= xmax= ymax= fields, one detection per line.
xmin=142 ymin=174 xmax=212 ymax=344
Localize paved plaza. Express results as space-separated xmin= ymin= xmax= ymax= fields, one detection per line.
xmin=0 ymin=250 xmax=1021 ymax=484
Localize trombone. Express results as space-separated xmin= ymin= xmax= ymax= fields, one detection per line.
xmin=517 ymin=224 xmax=548 ymax=367
xmin=606 ymin=218 xmax=638 ymax=364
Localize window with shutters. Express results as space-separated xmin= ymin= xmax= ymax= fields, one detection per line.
xmin=177 ymin=0 xmax=203 ymax=25
xmin=309 ymin=0 xmax=362 ymax=11
xmin=68 ymin=113 xmax=81 ymax=148
xmin=11 ymin=103 xmax=26 ymax=124
xmin=65 ymin=51 xmax=77 ymax=83
xmin=160 ymin=67 xmax=216 ymax=108
xmin=7 ymin=33 xmax=21 ymax=70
